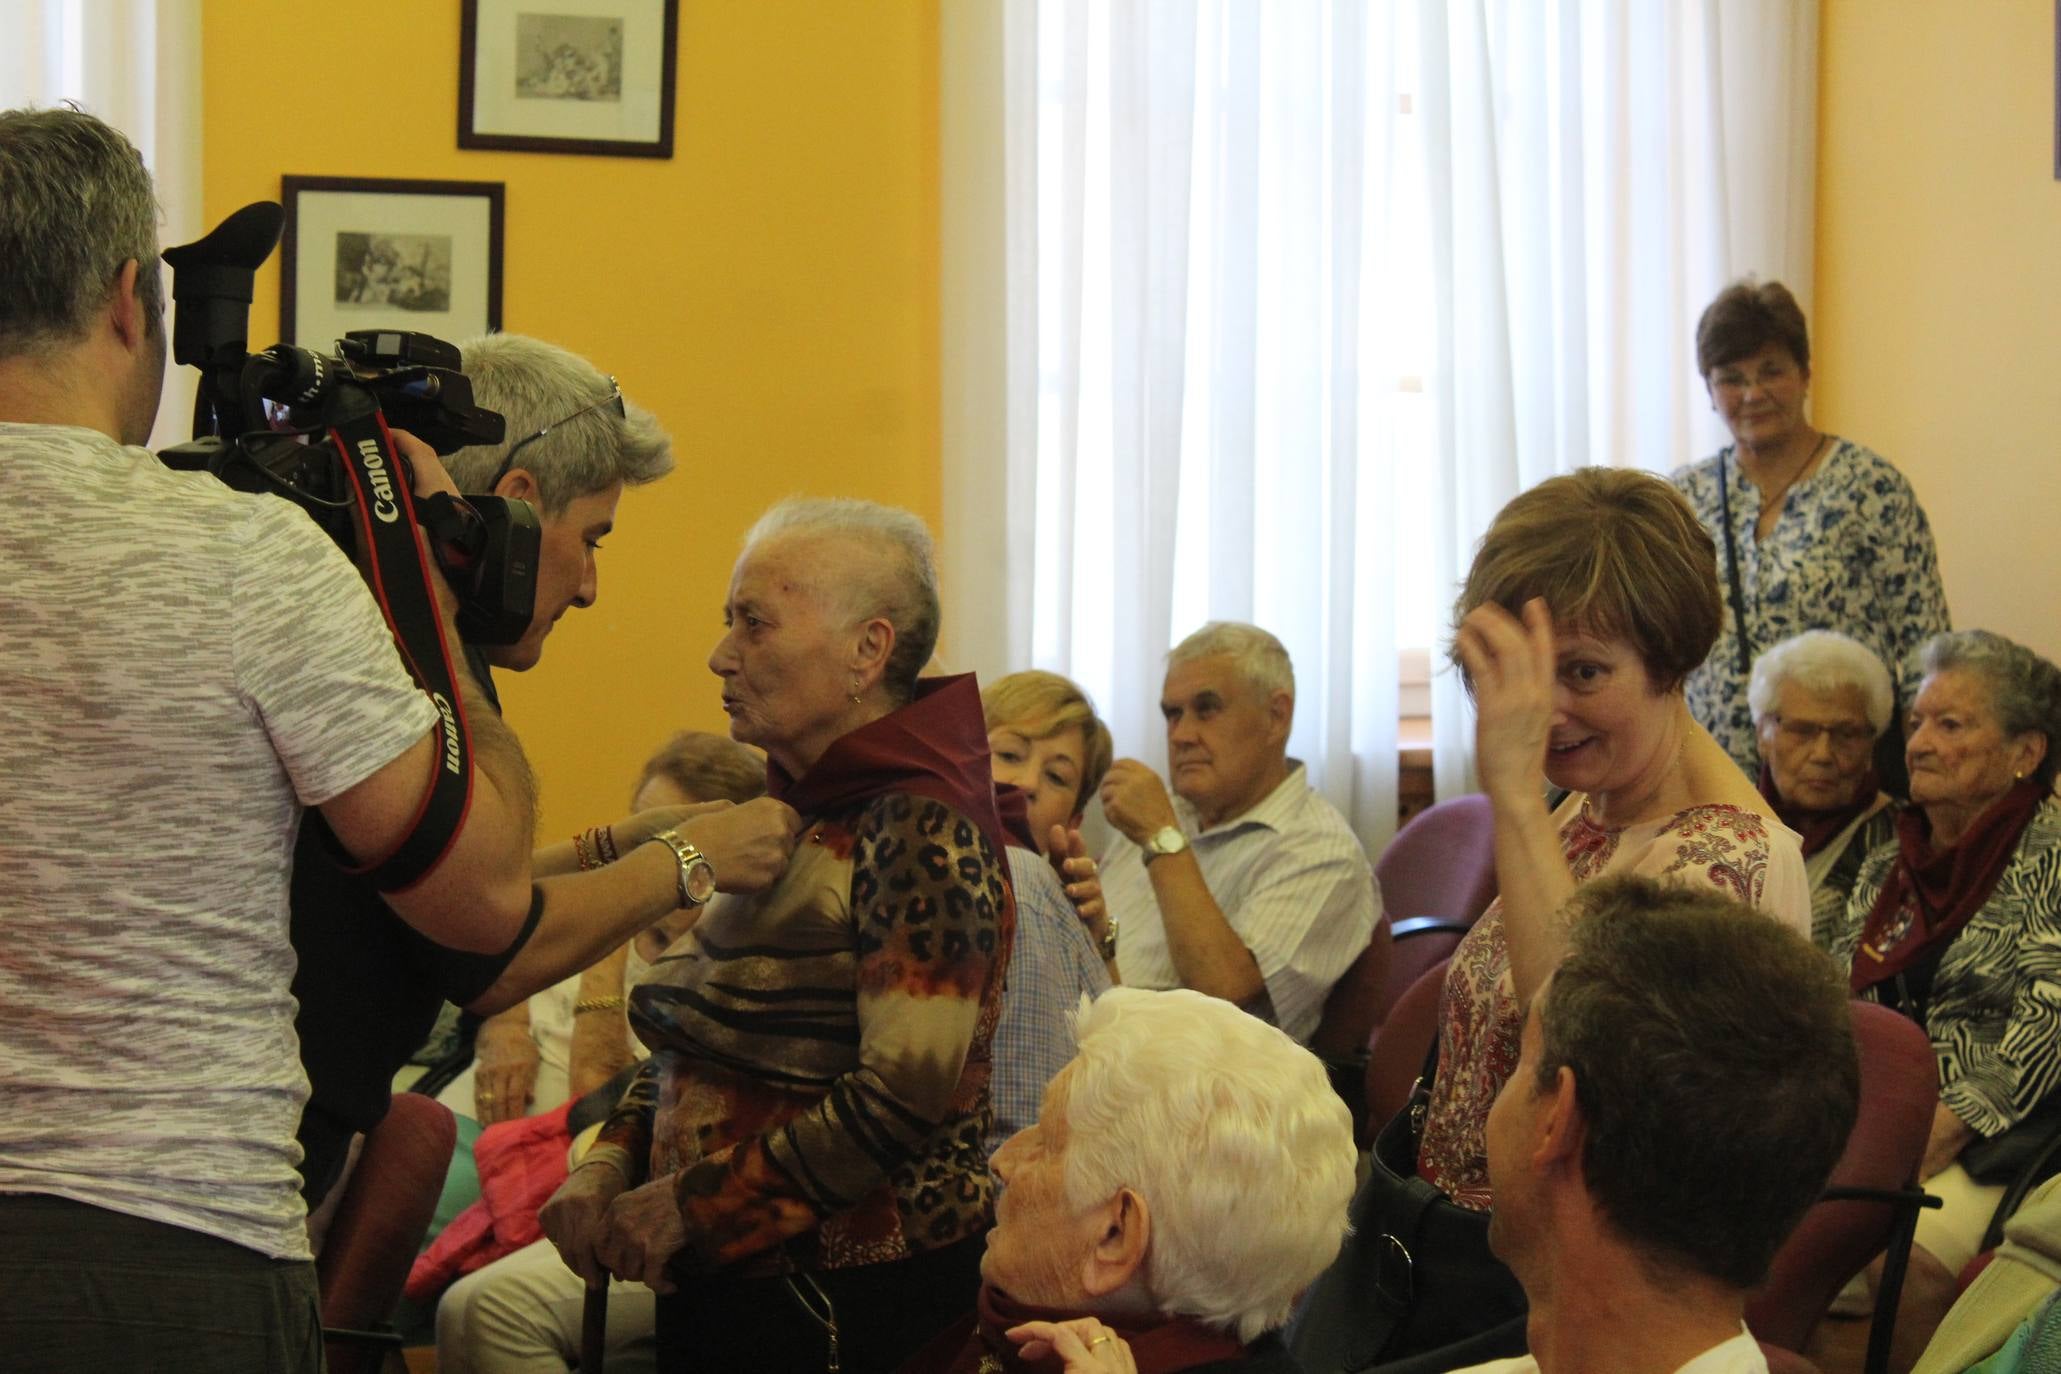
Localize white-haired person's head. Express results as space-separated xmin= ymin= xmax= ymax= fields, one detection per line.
xmin=1155 ymin=623 xmax=1298 ymax=829
xmin=981 ymin=987 xmax=1357 ymax=1346
xmin=439 ymin=332 xmax=675 ymax=673
xmin=711 ymin=496 xmax=943 ymax=782
xmin=739 ymin=496 xmax=940 ymax=705
xmin=1167 ymin=622 xmax=1296 ymax=702
xmin=445 ymin=333 xmax=672 ymax=514
xmin=1748 ymin=629 xmax=1894 ymax=814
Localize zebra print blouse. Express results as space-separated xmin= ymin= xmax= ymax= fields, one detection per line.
xmin=1832 ymin=798 xmax=2061 ymax=1139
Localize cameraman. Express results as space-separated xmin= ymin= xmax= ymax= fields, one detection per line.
xmin=290 ymin=333 xmax=803 ymax=1209
xmin=0 ymin=107 xmax=539 ymax=1368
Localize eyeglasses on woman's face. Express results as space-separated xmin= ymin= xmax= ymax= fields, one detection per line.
xmin=1769 ymin=716 xmax=1877 ymax=754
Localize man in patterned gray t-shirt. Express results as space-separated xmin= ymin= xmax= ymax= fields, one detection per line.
xmin=0 ymin=107 xmax=543 ymax=1371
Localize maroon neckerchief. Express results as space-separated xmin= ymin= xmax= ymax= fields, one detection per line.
xmin=995 ymin=784 xmax=1042 ymax=853
xmin=766 ymin=673 xmax=1010 ymax=863
xmin=899 ymin=1285 xmax=1250 ymax=1374
xmin=1851 ymin=778 xmax=2047 ymax=995
xmin=1757 ymin=760 xmax=1882 ymax=858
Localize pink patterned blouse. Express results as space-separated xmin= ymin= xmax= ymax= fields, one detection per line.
xmin=1415 ymin=797 xmax=1810 ymax=1210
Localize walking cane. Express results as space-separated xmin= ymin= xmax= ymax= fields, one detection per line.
xmin=581 ymin=1275 xmax=608 ymax=1373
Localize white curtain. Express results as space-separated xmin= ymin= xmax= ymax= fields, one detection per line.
xmin=2 ymin=0 xmax=206 ymax=449
xmin=1422 ymin=0 xmax=1819 ymax=798
xmin=942 ymin=0 xmax=1817 ymax=851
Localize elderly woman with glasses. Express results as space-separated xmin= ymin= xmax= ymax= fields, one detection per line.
xmin=1749 ymin=630 xmax=1901 ymax=949
xmin=1671 ymin=279 xmax=1949 ymax=784
xmin=542 ymin=498 xmax=1015 ymax=1374
xmin=1829 ymin=630 xmax=2061 ymax=1334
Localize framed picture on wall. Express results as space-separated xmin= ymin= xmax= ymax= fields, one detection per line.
xmin=280 ymin=176 xmax=505 ymax=349
xmin=459 ymin=0 xmax=679 ymax=158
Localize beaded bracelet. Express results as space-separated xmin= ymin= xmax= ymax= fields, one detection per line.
xmin=571 ymin=826 xmax=621 ymax=873
xmin=573 ymin=996 xmax=628 ymax=1015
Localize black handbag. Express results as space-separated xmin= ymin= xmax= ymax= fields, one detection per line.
xmin=1287 ymin=1073 xmax=1529 ymax=1373
xmin=1963 ymin=1095 xmax=2061 ymax=1187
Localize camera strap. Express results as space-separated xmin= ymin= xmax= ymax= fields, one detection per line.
xmin=329 ymin=410 xmax=476 ymax=893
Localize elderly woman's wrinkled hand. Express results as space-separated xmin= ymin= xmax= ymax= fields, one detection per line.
xmin=1455 ymin=597 xmax=1558 ymax=804
xmin=470 ymin=1011 xmax=541 ymax=1126
xmin=1006 ymin=1318 xmax=1140 ymax=1373
xmin=540 ymin=1159 xmax=630 ymax=1286
xmin=1920 ymin=1103 xmax=1978 ymax=1183
xmin=594 ymin=1174 xmax=689 ymax=1294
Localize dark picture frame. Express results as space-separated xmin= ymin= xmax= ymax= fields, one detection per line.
xmin=459 ymin=0 xmax=679 ymax=158
xmin=280 ymin=176 xmax=505 ymax=349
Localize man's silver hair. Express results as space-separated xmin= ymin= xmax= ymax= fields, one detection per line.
xmin=1747 ymin=630 xmax=1895 ymax=736
xmin=0 ymin=105 xmax=163 ymax=360
xmin=1916 ymin=629 xmax=2061 ymax=790
xmin=1167 ymin=621 xmax=1295 ymax=700
xmin=743 ymin=497 xmax=940 ymax=704
xmin=1059 ymin=988 xmax=1357 ymax=1343
xmin=443 ymin=333 xmax=672 ymax=513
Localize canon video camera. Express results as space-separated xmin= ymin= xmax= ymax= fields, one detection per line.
xmin=156 ymin=203 xmax=539 ymax=644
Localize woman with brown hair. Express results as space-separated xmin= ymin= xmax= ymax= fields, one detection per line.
xmin=1671 ymin=278 xmax=1949 ymax=781
xmin=1294 ymin=469 xmax=1812 ymax=1372
xmin=1419 ymin=465 xmax=1811 ymax=1211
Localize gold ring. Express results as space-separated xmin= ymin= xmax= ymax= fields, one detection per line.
xmin=1088 ymin=1335 xmax=1115 ymax=1348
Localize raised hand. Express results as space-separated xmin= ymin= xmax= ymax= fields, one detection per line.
xmin=1098 ymin=760 xmax=1179 ymax=847
xmin=1453 ymin=597 xmax=1558 ymax=804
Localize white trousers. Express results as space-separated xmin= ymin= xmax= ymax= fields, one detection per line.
xmin=436 ymin=1237 xmax=656 ymax=1374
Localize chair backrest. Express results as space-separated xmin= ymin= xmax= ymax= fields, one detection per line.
xmin=1377 ymin=916 xmax=1468 ymax=1036
xmin=1309 ymin=915 xmax=1394 ymax=1062
xmin=317 ymin=1092 xmax=457 ymax=1374
xmin=1746 ymin=1002 xmax=1939 ymax=1353
xmin=1362 ymin=957 xmax=1452 ymax=1144
xmin=1375 ymin=794 xmax=1498 ymax=927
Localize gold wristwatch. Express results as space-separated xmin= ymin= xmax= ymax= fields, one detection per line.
xmin=647 ymin=828 xmax=716 ymax=908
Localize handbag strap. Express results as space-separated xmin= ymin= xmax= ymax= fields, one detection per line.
xmin=1717 ymin=454 xmax=1753 ymax=676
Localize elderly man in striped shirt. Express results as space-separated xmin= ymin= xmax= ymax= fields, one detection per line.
xmin=1095 ymin=622 xmax=1380 ymax=1042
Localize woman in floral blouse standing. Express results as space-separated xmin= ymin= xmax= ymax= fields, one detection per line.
xmin=1672 ymin=279 xmax=1949 ymax=784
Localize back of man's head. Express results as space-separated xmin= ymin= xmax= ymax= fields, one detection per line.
xmin=1064 ymin=987 xmax=1357 ymax=1342
xmin=444 ymin=333 xmax=671 ymax=513
xmin=0 ymin=106 xmax=162 ymax=361
xmin=1537 ymin=875 xmax=1859 ymax=1290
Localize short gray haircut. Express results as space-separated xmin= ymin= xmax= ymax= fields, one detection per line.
xmin=443 ymin=333 xmax=672 ymax=513
xmin=1747 ymin=630 xmax=1895 ymax=736
xmin=743 ymin=497 xmax=940 ymax=704
xmin=0 ymin=105 xmax=163 ymax=359
xmin=1060 ymin=988 xmax=1357 ymax=1342
xmin=1916 ymin=630 xmax=2061 ymax=789
xmin=1167 ymin=621 xmax=1295 ymax=700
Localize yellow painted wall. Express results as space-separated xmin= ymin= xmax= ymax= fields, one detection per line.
xmin=200 ymin=1 xmax=941 ymax=836
xmin=1815 ymin=0 xmax=2061 ymax=666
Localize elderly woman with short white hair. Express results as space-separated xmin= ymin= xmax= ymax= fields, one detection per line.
xmin=541 ymin=497 xmax=1016 ymax=1373
xmin=904 ymin=986 xmax=1356 ymax=1373
xmin=1749 ymin=629 xmax=1901 ymax=948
